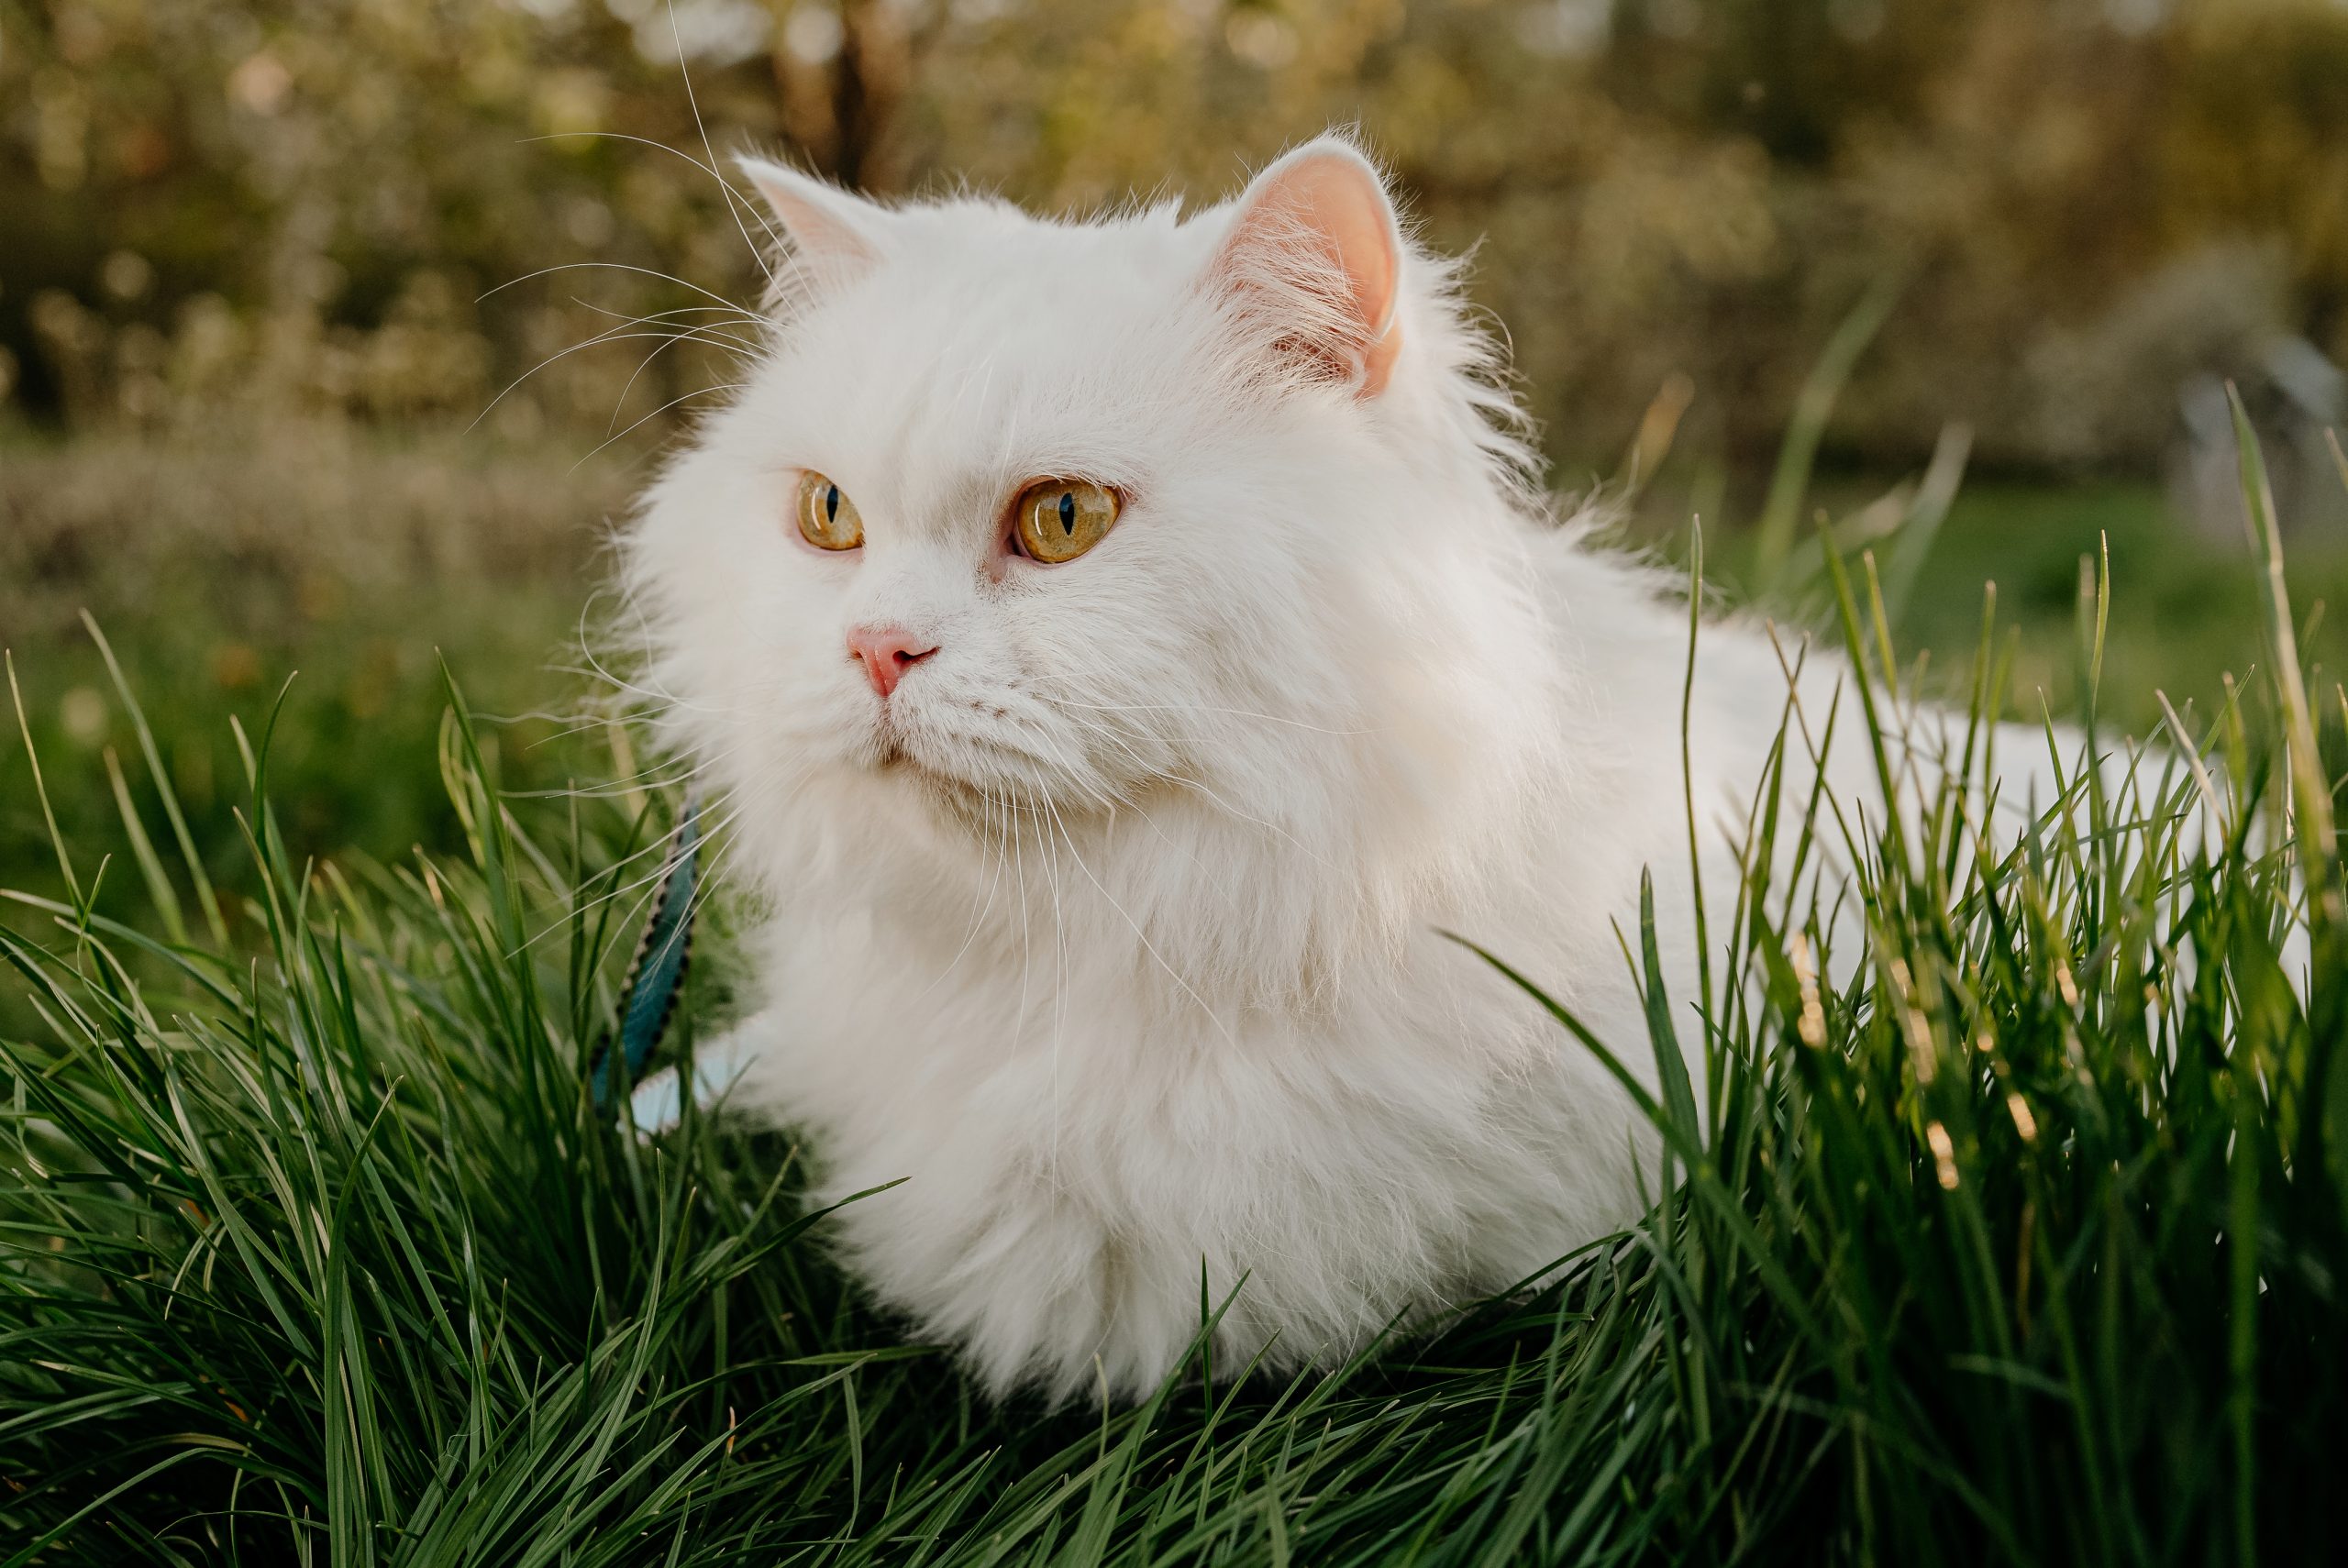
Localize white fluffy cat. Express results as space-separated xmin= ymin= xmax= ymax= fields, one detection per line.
xmin=622 ymin=134 xmax=2053 ymax=1400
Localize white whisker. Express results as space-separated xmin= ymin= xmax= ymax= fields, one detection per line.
xmin=664 ymin=0 xmax=781 ymax=288
xmin=1046 ymin=805 xmax=1238 ymax=1053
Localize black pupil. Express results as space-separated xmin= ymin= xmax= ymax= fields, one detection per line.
xmin=1058 ymin=491 xmax=1076 ymax=536
xmin=825 ymin=485 xmax=840 ymax=524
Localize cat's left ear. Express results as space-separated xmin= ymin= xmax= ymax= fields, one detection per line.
xmin=737 ymin=156 xmax=888 ymax=290
xmin=1208 ymin=136 xmax=1404 ymax=399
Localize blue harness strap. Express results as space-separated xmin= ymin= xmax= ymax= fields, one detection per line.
xmin=591 ymin=796 xmax=702 ymax=1108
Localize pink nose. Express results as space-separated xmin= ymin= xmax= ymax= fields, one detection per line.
xmin=846 ymin=624 xmax=938 ymax=699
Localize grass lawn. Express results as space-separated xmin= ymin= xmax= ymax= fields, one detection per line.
xmin=0 ymin=426 xmax=623 ymax=941
xmin=4 ymin=426 xmax=2345 ymax=1562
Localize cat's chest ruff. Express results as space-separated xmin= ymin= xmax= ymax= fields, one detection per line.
xmin=771 ymin=923 xmax=1527 ymax=1198
xmin=760 ymin=877 xmax=1587 ymax=1147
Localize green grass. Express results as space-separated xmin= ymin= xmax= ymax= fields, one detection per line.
xmin=3 ymin=420 xmax=2346 ymax=1563
xmin=1885 ymin=478 xmax=2348 ymax=734
xmin=1627 ymin=469 xmax=2348 ymax=739
xmin=0 ymin=425 xmax=621 ymax=966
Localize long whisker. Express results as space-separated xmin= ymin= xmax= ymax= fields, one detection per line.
xmin=524 ymin=792 xmax=753 ymax=961
xmin=1013 ymin=719 xmax=1128 ymax=814
xmin=1045 ymin=736 xmax=1215 ymax=879
xmin=1039 ymin=791 xmax=1072 ymax=1180
xmin=467 ymin=323 xmax=754 ymax=435
xmin=663 ymin=0 xmax=781 ymax=286
xmin=1047 ymin=804 xmax=1238 ymax=1051
xmin=1049 ymin=708 xmax=1340 ymax=871
xmin=514 ymin=130 xmax=783 ymax=256
xmin=602 ymin=319 xmax=764 ymax=435
xmin=569 ymin=587 xmax=736 ymax=716
xmin=479 ymin=260 xmax=748 ymax=315
xmin=910 ymin=787 xmax=1013 ymax=1007
xmin=1044 ymin=695 xmax=1379 ymax=736
xmin=569 ymin=298 xmax=766 ymax=335
xmin=572 ymin=384 xmax=747 ymax=472
xmin=1010 ymin=783 xmax=1036 ymax=1067
xmin=508 ymin=732 xmax=750 ymax=799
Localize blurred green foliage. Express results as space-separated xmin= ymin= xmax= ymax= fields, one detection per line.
xmin=9 ymin=0 xmax=2348 ymax=916
xmin=0 ymin=428 xmax=622 ymax=932
xmin=6 ymin=0 xmax=2347 ymax=477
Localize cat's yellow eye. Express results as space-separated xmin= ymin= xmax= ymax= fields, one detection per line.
xmin=796 ymin=470 xmax=863 ymax=550
xmin=1013 ymin=479 xmax=1119 ymax=564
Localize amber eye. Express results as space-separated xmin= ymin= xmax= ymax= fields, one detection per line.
xmin=795 ymin=470 xmax=863 ymax=550
xmin=1013 ymin=479 xmax=1119 ymax=564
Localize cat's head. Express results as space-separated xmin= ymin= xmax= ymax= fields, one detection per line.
xmin=626 ymin=134 xmax=1551 ymax=888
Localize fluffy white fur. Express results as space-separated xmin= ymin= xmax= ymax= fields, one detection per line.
xmin=621 ymin=136 xmax=2060 ymax=1401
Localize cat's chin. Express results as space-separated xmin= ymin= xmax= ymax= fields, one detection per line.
xmin=855 ymin=726 xmax=1071 ymax=833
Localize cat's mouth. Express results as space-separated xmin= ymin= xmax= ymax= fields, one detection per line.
xmin=871 ymin=739 xmax=959 ymax=794
xmin=863 ymin=706 xmax=1076 ymax=815
xmin=873 ymin=741 xmax=1013 ymax=826
xmin=867 ymin=728 xmax=949 ymax=791
xmin=863 ymin=712 xmax=991 ymax=796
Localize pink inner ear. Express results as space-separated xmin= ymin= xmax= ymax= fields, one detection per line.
xmin=740 ymin=159 xmax=881 ymax=284
xmin=1224 ymin=149 xmax=1403 ymax=398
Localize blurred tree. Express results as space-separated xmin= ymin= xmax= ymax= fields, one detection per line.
xmin=2 ymin=0 xmax=2343 ymax=490
xmin=770 ymin=0 xmax=936 ymax=190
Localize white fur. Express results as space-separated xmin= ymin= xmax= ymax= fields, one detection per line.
xmin=620 ymin=136 xmax=2065 ymax=1401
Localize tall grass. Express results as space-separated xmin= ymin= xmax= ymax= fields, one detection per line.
xmin=2 ymin=415 xmax=2342 ymax=1565
xmin=0 ymin=426 xmax=617 ymax=916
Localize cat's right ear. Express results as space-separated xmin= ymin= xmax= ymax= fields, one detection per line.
xmin=737 ymin=157 xmax=887 ymax=290
xmin=1205 ymin=137 xmax=1405 ymax=399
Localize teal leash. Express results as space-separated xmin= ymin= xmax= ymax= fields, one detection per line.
xmin=591 ymin=795 xmax=703 ymax=1108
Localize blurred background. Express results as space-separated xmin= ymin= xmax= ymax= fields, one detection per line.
xmin=6 ymin=0 xmax=2348 ymax=911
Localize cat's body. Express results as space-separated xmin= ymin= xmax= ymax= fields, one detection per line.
xmin=720 ymin=545 xmax=1883 ymax=1400
xmin=625 ymin=137 xmax=2031 ymax=1399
